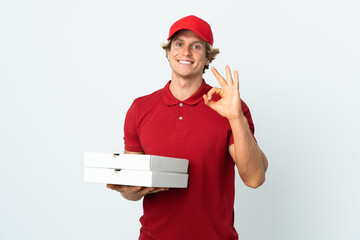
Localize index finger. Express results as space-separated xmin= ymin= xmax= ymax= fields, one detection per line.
xmin=106 ymin=184 xmax=142 ymax=193
xmin=143 ymin=187 xmax=169 ymax=195
xmin=211 ymin=67 xmax=227 ymax=88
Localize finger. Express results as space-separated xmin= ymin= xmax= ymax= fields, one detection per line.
xmin=234 ymin=70 xmax=239 ymax=91
xmin=211 ymin=66 xmax=227 ymax=88
xmin=147 ymin=188 xmax=169 ymax=194
xmin=206 ymin=87 xmax=222 ymax=101
xmin=225 ymin=65 xmax=234 ymax=86
xmin=203 ymin=94 xmax=209 ymax=105
xmin=106 ymin=184 xmax=126 ymax=191
xmin=137 ymin=187 xmax=167 ymax=196
xmin=128 ymin=186 xmax=143 ymax=192
xmin=119 ymin=186 xmax=147 ymax=198
xmin=106 ymin=184 xmax=141 ymax=193
xmin=203 ymin=96 xmax=217 ymax=110
xmin=138 ymin=187 xmax=156 ymax=195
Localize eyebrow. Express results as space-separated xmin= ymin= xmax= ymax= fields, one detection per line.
xmin=172 ymin=38 xmax=204 ymax=45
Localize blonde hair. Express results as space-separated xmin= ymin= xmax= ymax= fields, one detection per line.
xmin=162 ymin=40 xmax=220 ymax=73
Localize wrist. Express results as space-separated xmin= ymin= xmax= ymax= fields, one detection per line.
xmin=228 ymin=112 xmax=246 ymax=124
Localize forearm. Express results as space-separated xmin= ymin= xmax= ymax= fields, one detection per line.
xmin=229 ymin=116 xmax=267 ymax=188
xmin=203 ymin=65 xmax=267 ymax=187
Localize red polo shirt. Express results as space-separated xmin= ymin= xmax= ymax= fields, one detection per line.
xmin=124 ymin=80 xmax=255 ymax=240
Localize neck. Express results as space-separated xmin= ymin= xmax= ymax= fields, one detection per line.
xmin=169 ymin=73 xmax=203 ymax=101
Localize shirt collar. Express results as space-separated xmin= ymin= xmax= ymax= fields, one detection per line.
xmin=162 ymin=80 xmax=211 ymax=106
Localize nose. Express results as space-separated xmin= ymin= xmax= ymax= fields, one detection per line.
xmin=182 ymin=45 xmax=192 ymax=56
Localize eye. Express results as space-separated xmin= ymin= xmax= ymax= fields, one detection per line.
xmin=193 ymin=45 xmax=201 ymax=50
xmin=175 ymin=42 xmax=183 ymax=47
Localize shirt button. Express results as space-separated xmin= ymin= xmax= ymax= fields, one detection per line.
xmin=179 ymin=116 xmax=183 ymax=120
xmin=179 ymin=103 xmax=183 ymax=107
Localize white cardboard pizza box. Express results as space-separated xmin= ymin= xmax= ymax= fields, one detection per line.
xmin=84 ymin=152 xmax=189 ymax=173
xmin=84 ymin=167 xmax=188 ymax=188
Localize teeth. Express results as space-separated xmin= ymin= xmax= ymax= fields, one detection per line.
xmin=178 ymin=60 xmax=192 ymax=64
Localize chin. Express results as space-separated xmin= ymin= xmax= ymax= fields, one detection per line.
xmin=176 ymin=72 xmax=199 ymax=79
xmin=174 ymin=69 xmax=202 ymax=77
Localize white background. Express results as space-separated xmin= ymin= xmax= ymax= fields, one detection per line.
xmin=1 ymin=0 xmax=359 ymax=239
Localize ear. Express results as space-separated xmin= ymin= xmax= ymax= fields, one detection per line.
xmin=206 ymin=57 xmax=210 ymax=66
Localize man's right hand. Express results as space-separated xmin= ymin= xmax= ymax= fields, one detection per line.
xmin=106 ymin=184 xmax=169 ymax=201
xmin=108 ymin=151 xmax=169 ymax=201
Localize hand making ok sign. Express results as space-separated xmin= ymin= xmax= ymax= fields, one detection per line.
xmin=203 ymin=65 xmax=244 ymax=121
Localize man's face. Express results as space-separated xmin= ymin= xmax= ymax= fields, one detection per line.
xmin=167 ymin=30 xmax=209 ymax=80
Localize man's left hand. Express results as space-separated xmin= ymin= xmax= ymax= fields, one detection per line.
xmin=203 ymin=65 xmax=244 ymax=120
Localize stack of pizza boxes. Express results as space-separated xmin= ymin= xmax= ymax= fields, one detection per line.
xmin=84 ymin=152 xmax=189 ymax=188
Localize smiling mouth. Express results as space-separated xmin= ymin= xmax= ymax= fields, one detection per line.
xmin=177 ymin=60 xmax=193 ymax=65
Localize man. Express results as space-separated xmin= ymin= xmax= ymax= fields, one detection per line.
xmin=107 ymin=15 xmax=268 ymax=240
